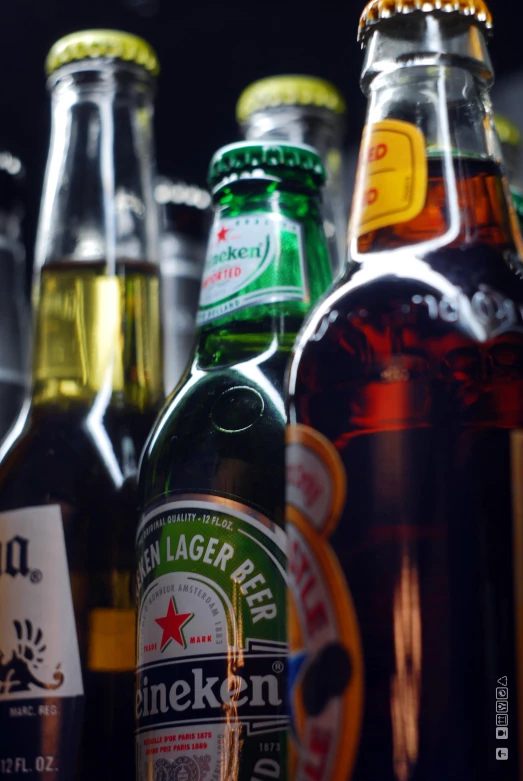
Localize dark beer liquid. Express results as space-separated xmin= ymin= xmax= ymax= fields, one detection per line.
xmin=291 ymin=157 xmax=523 ymax=779
xmin=0 ymin=260 xmax=162 ymax=781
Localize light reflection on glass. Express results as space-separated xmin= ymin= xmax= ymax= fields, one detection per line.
xmin=390 ymin=550 xmax=422 ymax=781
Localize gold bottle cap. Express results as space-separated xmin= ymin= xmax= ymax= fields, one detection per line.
xmin=236 ymin=75 xmax=346 ymax=124
xmin=45 ymin=30 xmax=160 ymax=77
xmin=358 ymin=0 xmax=493 ymax=44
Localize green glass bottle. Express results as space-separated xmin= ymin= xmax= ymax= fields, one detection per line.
xmin=135 ymin=142 xmax=332 ymax=781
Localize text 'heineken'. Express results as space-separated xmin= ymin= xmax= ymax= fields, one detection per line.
xmin=286 ymin=1 xmax=523 ymax=779
xmin=0 ymin=30 xmax=163 ymax=781
xmin=135 ymin=142 xmax=333 ymax=781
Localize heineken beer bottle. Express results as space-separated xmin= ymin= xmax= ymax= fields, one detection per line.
xmin=286 ymin=1 xmax=523 ymax=778
xmin=135 ymin=142 xmax=332 ymax=781
xmin=0 ymin=31 xmax=163 ymax=781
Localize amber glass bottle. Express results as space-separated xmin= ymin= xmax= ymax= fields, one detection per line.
xmin=286 ymin=2 xmax=523 ymax=779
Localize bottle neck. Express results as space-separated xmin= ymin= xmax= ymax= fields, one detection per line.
xmin=194 ymin=179 xmax=332 ymax=370
xmin=243 ymin=107 xmax=347 ymax=269
xmin=349 ymin=20 xmax=523 ymax=262
xmin=35 ymin=61 xmax=159 ymax=271
xmin=243 ymin=106 xmax=343 ymax=166
xmin=31 ymin=61 xmax=163 ymax=410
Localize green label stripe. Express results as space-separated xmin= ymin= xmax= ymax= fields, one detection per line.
xmin=135 ymin=496 xmax=288 ymax=781
xmin=196 ymin=287 xmax=306 ymax=326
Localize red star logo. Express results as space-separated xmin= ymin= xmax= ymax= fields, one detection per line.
xmin=155 ymin=597 xmax=194 ymax=652
xmin=216 ymin=226 xmax=231 ymax=242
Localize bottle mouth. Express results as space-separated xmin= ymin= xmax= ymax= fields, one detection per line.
xmin=46 ymin=58 xmax=156 ymax=94
xmin=360 ymin=14 xmax=494 ymax=92
xmin=208 ymin=141 xmax=326 ymax=193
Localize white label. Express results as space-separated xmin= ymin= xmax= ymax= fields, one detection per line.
xmin=0 ymin=505 xmax=83 ymax=700
xmin=197 ymin=214 xmax=306 ymax=324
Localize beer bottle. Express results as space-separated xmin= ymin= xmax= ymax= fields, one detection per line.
xmin=0 ymin=30 xmax=163 ymax=781
xmin=237 ymin=76 xmax=347 ymax=275
xmin=135 ymin=142 xmax=332 ymax=781
xmin=155 ymin=178 xmax=211 ymax=394
xmin=286 ymin=1 xmax=523 ymax=779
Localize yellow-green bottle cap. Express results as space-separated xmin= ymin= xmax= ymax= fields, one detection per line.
xmin=495 ymin=115 xmax=521 ymax=149
xmin=236 ymin=75 xmax=346 ymax=124
xmin=45 ymin=30 xmax=160 ymax=77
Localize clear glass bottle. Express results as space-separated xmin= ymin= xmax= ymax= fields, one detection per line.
xmin=286 ymin=1 xmax=523 ymax=778
xmin=237 ymin=75 xmax=347 ymax=276
xmin=155 ymin=177 xmax=211 ymax=394
xmin=135 ymin=142 xmax=333 ymax=781
xmin=0 ymin=30 xmax=163 ymax=781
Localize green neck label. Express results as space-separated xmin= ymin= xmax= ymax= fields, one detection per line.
xmin=197 ymin=214 xmax=307 ymax=325
xmin=135 ymin=495 xmax=288 ymax=781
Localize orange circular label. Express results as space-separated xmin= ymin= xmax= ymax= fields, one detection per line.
xmin=286 ymin=424 xmax=364 ymax=780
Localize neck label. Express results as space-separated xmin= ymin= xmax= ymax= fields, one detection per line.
xmin=197 ymin=214 xmax=306 ymax=325
xmin=349 ymin=119 xmax=428 ymax=240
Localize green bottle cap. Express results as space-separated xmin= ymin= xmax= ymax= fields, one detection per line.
xmin=208 ymin=141 xmax=326 ymax=192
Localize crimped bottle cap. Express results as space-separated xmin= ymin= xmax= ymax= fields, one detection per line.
xmin=236 ymin=75 xmax=346 ymax=124
xmin=208 ymin=141 xmax=326 ymax=191
xmin=45 ymin=30 xmax=159 ymax=76
xmin=358 ymin=0 xmax=493 ymax=44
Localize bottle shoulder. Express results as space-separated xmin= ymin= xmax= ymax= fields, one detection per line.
xmin=289 ymin=245 xmax=523 ymax=432
xmin=295 ymin=244 xmax=523 ymax=356
xmin=0 ymin=402 xmax=156 ymax=511
xmin=138 ymin=363 xmax=287 ymax=522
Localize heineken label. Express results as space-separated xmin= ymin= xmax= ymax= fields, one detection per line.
xmin=197 ymin=214 xmax=307 ymax=324
xmin=135 ymin=496 xmax=288 ymax=781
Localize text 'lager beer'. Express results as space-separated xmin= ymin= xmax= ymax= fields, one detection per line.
xmin=286 ymin=1 xmax=523 ymax=779
xmin=135 ymin=142 xmax=333 ymax=781
xmin=0 ymin=30 xmax=163 ymax=781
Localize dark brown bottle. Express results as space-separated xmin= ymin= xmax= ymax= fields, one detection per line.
xmin=285 ymin=2 xmax=523 ymax=779
xmin=0 ymin=32 xmax=163 ymax=781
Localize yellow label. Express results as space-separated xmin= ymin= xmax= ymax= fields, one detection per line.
xmin=349 ymin=119 xmax=428 ymax=239
xmin=88 ymin=608 xmax=135 ymax=672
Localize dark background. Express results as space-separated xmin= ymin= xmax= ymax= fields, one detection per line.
xmin=3 ymin=0 xmax=523 ymax=261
